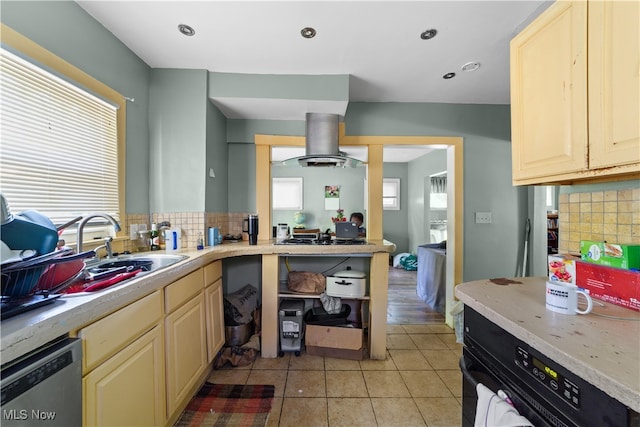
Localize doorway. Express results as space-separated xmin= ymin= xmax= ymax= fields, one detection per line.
xmin=255 ymin=130 xmax=463 ymax=328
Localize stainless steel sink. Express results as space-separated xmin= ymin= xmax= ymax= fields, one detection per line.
xmin=61 ymin=253 xmax=189 ymax=295
xmin=85 ymin=253 xmax=188 ymax=273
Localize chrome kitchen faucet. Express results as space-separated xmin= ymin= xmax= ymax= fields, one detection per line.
xmin=76 ymin=213 xmax=121 ymax=254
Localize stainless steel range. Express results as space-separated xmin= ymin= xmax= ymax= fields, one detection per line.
xmin=275 ymin=238 xmax=370 ymax=246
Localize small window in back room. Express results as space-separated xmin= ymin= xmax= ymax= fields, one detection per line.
xmin=429 ymin=175 xmax=447 ymax=209
xmin=0 ymin=45 xmax=123 ymax=242
xmin=383 ymin=178 xmax=400 ymax=210
xmin=272 ymin=177 xmax=303 ymax=210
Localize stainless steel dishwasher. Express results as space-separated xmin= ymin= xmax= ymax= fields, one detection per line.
xmin=1 ymin=337 xmax=82 ymax=427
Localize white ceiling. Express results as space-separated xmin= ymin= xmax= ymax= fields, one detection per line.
xmin=75 ymin=0 xmax=552 ymax=162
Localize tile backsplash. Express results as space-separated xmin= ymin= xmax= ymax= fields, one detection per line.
xmin=558 ymin=187 xmax=640 ymax=254
xmin=122 ymin=212 xmax=251 ymax=252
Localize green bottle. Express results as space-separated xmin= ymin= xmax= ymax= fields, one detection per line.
xmin=150 ymin=223 xmax=160 ymax=251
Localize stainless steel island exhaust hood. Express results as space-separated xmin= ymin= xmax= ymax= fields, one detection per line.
xmin=284 ymin=113 xmax=361 ymax=167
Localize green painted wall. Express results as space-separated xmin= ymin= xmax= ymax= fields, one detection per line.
xmin=205 ymin=100 xmax=229 ymax=213
xmin=228 ymin=143 xmax=256 ymax=213
xmin=149 ymin=69 xmax=208 ymax=212
xmin=1 ymin=0 xmax=152 ymax=213
xmin=227 ymin=119 xmax=303 ymax=141
xmin=383 ymin=163 xmax=409 ymax=253
xmin=210 ymin=72 xmax=349 ymax=101
xmin=345 ymin=103 xmax=527 ymax=281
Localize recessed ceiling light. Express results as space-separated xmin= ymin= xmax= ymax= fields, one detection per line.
xmin=420 ymin=29 xmax=437 ymax=40
xmin=461 ymin=62 xmax=481 ymax=72
xmin=443 ymin=72 xmax=456 ymax=79
xmin=178 ymin=24 xmax=195 ymax=37
xmin=301 ymin=27 xmax=316 ymax=38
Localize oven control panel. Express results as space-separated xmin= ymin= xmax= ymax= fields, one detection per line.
xmin=515 ymin=346 xmax=581 ymax=409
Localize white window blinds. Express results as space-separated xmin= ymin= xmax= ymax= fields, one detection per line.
xmin=383 ymin=178 xmax=400 ymax=210
xmin=272 ymin=177 xmax=304 ymax=210
xmin=0 ymin=48 xmax=120 ymax=225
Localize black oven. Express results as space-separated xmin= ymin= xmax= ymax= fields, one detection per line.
xmin=461 ymin=306 xmax=638 ymax=427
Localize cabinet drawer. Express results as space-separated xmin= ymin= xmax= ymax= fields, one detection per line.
xmin=79 ymin=290 xmax=162 ymax=373
xmin=204 ymin=261 xmax=222 ymax=287
xmin=164 ymin=268 xmax=204 ymax=313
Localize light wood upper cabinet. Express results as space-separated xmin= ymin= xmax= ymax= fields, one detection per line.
xmin=511 ymin=1 xmax=588 ymax=182
xmin=511 ymin=0 xmax=639 ymax=185
xmin=588 ymin=0 xmax=640 ymax=169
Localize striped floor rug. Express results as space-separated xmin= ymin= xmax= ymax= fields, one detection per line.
xmin=174 ymin=383 xmax=274 ymax=427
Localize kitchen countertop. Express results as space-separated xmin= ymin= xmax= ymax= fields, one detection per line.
xmin=455 ymin=276 xmax=640 ymax=413
xmin=1 ymin=239 xmax=395 ymax=365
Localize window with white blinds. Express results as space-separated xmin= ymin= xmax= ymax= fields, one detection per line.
xmin=383 ymin=178 xmax=400 ymax=210
xmin=0 ymin=47 xmax=120 ymax=226
xmin=272 ymin=177 xmax=303 ymax=210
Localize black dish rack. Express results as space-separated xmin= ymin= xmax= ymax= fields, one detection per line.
xmin=1 ymin=249 xmax=95 ymax=319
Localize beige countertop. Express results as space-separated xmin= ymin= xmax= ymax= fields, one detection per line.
xmin=1 ymin=239 xmax=395 ymax=364
xmin=455 ymin=276 xmax=640 ymax=413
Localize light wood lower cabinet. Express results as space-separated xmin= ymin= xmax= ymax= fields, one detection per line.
xmin=164 ymin=269 xmax=207 ymax=418
xmin=79 ymin=290 xmax=165 ymax=426
xmin=80 ymin=265 xmax=223 ymax=425
xmin=204 ymin=261 xmax=225 ymax=362
xmin=205 ymin=278 xmax=225 ymax=362
xmin=83 ymin=325 xmax=165 ymax=427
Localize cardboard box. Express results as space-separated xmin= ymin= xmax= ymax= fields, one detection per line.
xmin=576 ymin=261 xmax=640 ymax=311
xmin=548 ymin=254 xmax=576 ymax=284
xmin=580 ymin=241 xmax=640 ymax=270
xmin=305 ymin=345 xmax=365 ymax=360
xmin=305 ymin=324 xmax=362 ymax=350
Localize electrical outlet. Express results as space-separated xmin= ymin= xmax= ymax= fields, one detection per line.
xmin=130 ymin=223 xmax=139 ymax=240
xmin=475 ymin=212 xmax=492 ymax=224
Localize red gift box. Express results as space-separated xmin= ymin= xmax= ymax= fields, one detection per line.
xmin=576 ymin=260 xmax=640 ymax=311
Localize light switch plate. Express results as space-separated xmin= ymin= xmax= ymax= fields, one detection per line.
xmin=130 ymin=223 xmax=139 ymax=240
xmin=475 ymin=212 xmax=492 ymax=224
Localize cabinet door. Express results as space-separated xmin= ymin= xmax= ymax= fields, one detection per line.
xmin=588 ymin=1 xmax=640 ymax=168
xmin=205 ymin=278 xmax=225 ymax=362
xmin=84 ymin=326 xmax=165 ymax=427
xmin=510 ymin=1 xmax=588 ymax=182
xmin=165 ymin=293 xmax=207 ymax=416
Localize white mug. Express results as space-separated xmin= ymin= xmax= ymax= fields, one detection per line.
xmin=546 ymin=281 xmax=593 ymax=315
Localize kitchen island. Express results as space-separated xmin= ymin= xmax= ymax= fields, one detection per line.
xmin=455 ymin=276 xmax=640 ymax=413
xmin=1 ymin=239 xmax=395 ymax=365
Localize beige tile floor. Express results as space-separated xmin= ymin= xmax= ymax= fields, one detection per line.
xmin=208 ymin=324 xmax=463 ymax=427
